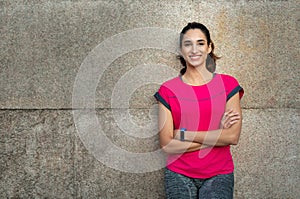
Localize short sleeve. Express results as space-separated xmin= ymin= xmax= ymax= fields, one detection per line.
xmin=223 ymin=75 xmax=244 ymax=101
xmin=154 ymin=85 xmax=171 ymax=110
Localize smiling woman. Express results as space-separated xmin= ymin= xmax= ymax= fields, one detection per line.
xmin=154 ymin=22 xmax=244 ymax=199
xmin=177 ymin=22 xmax=220 ymax=76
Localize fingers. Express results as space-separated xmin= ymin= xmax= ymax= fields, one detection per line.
xmin=223 ymin=109 xmax=233 ymax=118
xmin=225 ymin=112 xmax=240 ymax=123
xmin=222 ymin=110 xmax=240 ymax=129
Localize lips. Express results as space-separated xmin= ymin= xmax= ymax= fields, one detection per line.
xmin=189 ymin=55 xmax=201 ymax=60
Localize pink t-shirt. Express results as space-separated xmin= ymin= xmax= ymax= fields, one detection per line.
xmin=154 ymin=73 xmax=244 ymax=178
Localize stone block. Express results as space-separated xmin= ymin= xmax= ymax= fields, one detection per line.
xmin=0 ymin=110 xmax=75 ymax=198
xmin=74 ymin=139 xmax=165 ymax=198
xmin=0 ymin=0 xmax=299 ymax=198
xmin=232 ymin=108 xmax=300 ymax=199
xmin=1 ymin=1 xmax=298 ymax=109
xmin=0 ymin=108 xmax=299 ymax=198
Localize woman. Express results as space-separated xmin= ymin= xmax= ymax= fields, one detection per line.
xmin=154 ymin=22 xmax=244 ymax=198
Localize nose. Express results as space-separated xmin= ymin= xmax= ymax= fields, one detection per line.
xmin=192 ymin=44 xmax=198 ymax=53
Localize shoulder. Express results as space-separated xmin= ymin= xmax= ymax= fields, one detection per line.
xmin=160 ymin=76 xmax=181 ymax=87
xmin=158 ymin=76 xmax=182 ymax=92
xmin=157 ymin=75 xmax=188 ymax=100
xmin=156 ymin=76 xmax=180 ymax=94
xmin=217 ymin=73 xmax=244 ymax=100
xmin=155 ymin=76 xmax=181 ymax=110
xmin=217 ymin=73 xmax=241 ymax=86
xmin=218 ymin=73 xmax=239 ymax=82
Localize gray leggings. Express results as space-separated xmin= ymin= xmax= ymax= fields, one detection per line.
xmin=165 ymin=169 xmax=234 ymax=199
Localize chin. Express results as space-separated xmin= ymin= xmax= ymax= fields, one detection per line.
xmin=187 ymin=61 xmax=203 ymax=68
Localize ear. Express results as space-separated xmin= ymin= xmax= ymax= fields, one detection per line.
xmin=208 ymin=42 xmax=212 ymax=54
xmin=178 ymin=48 xmax=184 ymax=58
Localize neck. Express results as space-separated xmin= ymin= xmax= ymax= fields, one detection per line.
xmin=182 ymin=66 xmax=213 ymax=86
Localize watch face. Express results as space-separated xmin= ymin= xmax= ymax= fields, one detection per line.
xmin=180 ymin=129 xmax=186 ymax=141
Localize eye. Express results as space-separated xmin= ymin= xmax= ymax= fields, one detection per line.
xmin=184 ymin=43 xmax=191 ymax=47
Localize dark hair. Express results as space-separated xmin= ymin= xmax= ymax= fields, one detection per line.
xmin=177 ymin=22 xmax=220 ymax=75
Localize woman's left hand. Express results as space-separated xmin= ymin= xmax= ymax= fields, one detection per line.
xmin=220 ymin=109 xmax=240 ymax=129
xmin=173 ymin=110 xmax=240 ymax=140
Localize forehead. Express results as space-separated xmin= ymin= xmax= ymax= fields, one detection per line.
xmin=182 ymin=29 xmax=207 ymax=41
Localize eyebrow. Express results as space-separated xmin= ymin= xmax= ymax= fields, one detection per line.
xmin=183 ymin=39 xmax=206 ymax=43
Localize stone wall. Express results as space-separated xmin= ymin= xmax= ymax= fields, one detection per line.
xmin=1 ymin=0 xmax=299 ymax=198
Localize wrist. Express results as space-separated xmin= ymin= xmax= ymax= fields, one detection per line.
xmin=183 ymin=130 xmax=195 ymax=143
xmin=180 ymin=128 xmax=186 ymax=141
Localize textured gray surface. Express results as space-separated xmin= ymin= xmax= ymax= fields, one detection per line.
xmin=232 ymin=109 xmax=300 ymax=199
xmin=1 ymin=0 xmax=299 ymax=109
xmin=1 ymin=0 xmax=299 ymax=198
xmin=1 ymin=109 xmax=299 ymax=198
xmin=0 ymin=110 xmax=165 ymax=198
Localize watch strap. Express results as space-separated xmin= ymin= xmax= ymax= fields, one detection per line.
xmin=180 ymin=128 xmax=186 ymax=141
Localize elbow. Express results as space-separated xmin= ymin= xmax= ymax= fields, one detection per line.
xmin=229 ymin=132 xmax=240 ymax=145
xmin=160 ymin=135 xmax=178 ymax=154
xmin=160 ymin=143 xmax=169 ymax=153
xmin=226 ymin=125 xmax=241 ymax=145
xmin=230 ymin=138 xmax=239 ymax=145
xmin=160 ymin=144 xmax=177 ymax=154
xmin=160 ymin=142 xmax=181 ymax=154
xmin=161 ymin=146 xmax=172 ymax=154
xmin=160 ymin=142 xmax=172 ymax=154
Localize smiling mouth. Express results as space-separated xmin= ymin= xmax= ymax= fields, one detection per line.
xmin=189 ymin=55 xmax=201 ymax=60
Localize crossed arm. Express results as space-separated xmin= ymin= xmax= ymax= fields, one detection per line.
xmin=158 ymin=93 xmax=242 ymax=154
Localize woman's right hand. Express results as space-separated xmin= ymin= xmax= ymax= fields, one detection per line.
xmin=220 ymin=109 xmax=240 ymax=129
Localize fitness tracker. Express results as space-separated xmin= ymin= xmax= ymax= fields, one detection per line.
xmin=180 ymin=128 xmax=186 ymax=141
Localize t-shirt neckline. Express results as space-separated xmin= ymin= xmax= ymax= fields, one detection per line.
xmin=179 ymin=73 xmax=217 ymax=87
